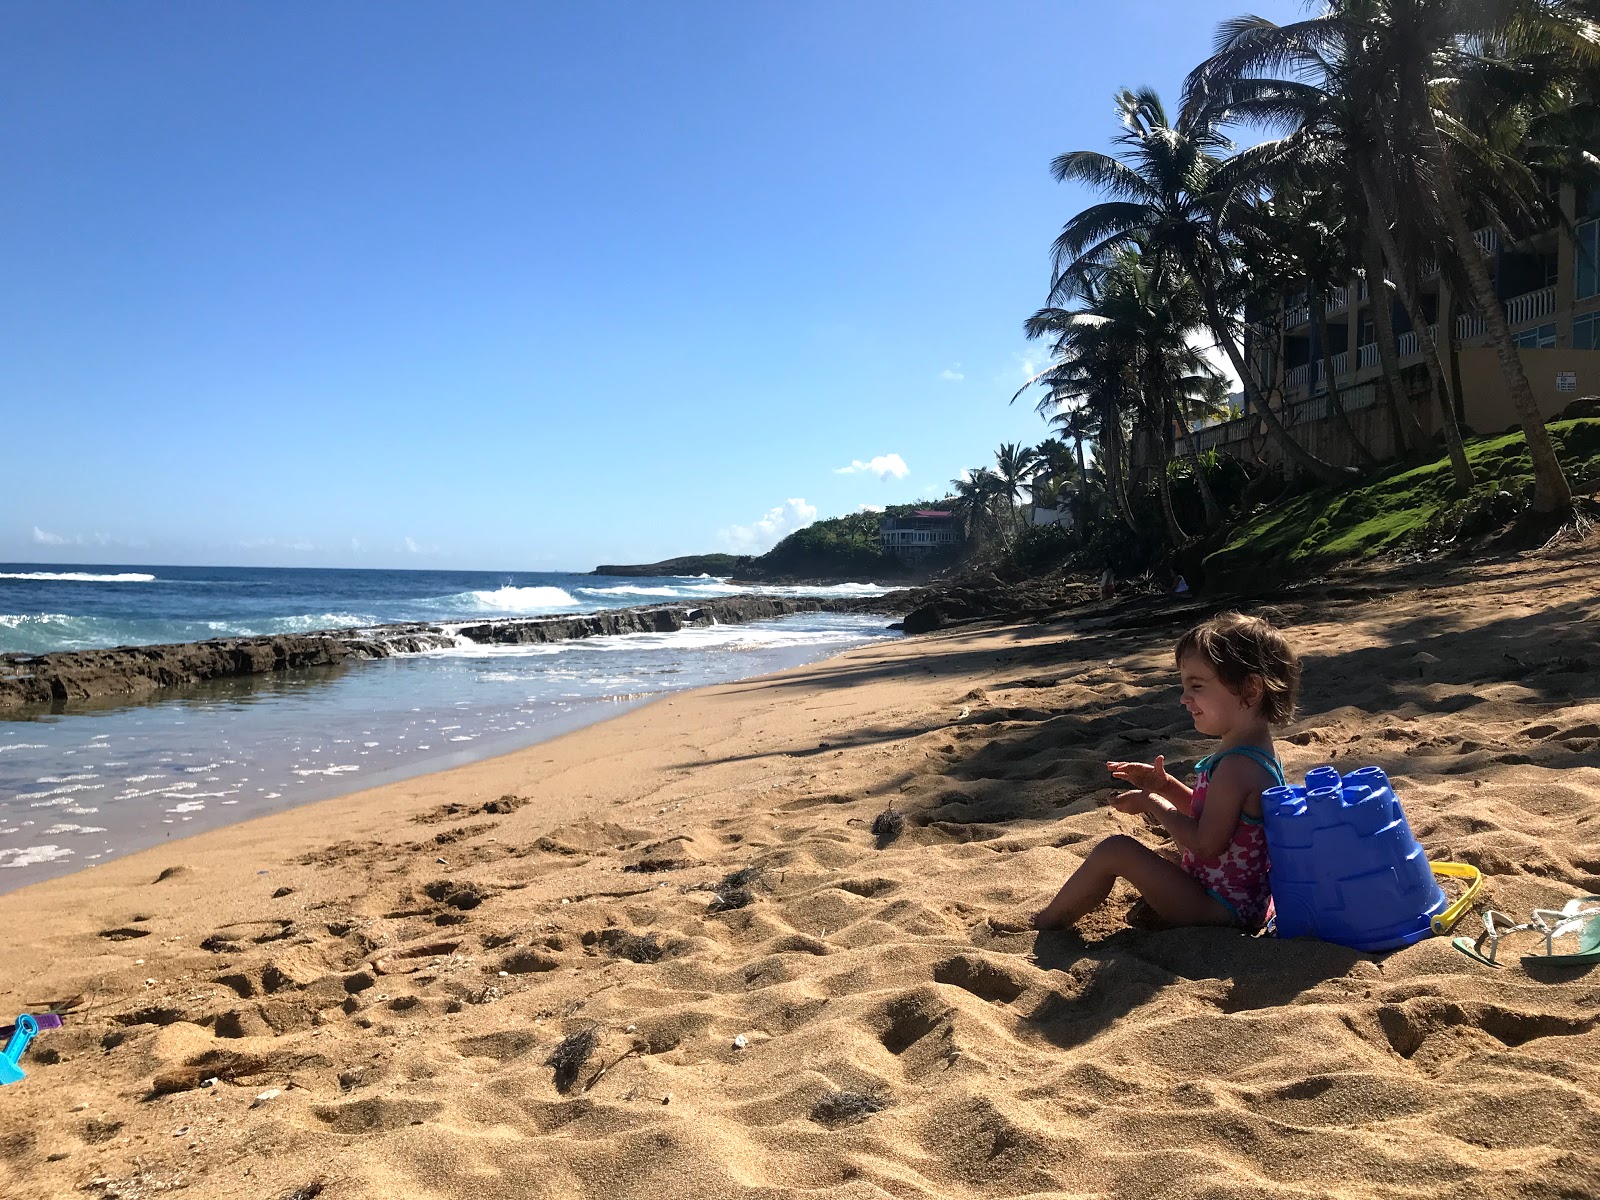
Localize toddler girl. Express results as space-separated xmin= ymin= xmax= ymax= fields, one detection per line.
xmin=1031 ymin=612 xmax=1300 ymax=931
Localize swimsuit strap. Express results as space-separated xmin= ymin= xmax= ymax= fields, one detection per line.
xmin=1195 ymin=745 xmax=1286 ymax=787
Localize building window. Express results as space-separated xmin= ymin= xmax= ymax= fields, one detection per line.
xmin=1575 ymin=312 xmax=1600 ymax=351
xmin=1513 ymin=322 xmax=1557 ymax=349
xmin=1578 ymin=220 xmax=1600 ymax=299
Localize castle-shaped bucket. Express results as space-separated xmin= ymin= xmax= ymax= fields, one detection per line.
xmin=1262 ymin=765 xmax=1451 ymax=952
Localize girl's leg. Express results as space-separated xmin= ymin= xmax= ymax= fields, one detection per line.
xmin=1031 ymin=834 xmax=1235 ymax=929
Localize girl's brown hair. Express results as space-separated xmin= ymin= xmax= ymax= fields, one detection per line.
xmin=1175 ymin=612 xmax=1299 ymax=724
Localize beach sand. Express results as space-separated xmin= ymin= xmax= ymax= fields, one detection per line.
xmin=1 ymin=542 xmax=1598 ymax=1200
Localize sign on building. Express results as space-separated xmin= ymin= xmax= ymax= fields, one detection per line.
xmin=1557 ymin=370 xmax=1578 ymax=393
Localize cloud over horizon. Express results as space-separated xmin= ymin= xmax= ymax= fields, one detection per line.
xmin=833 ymin=453 xmax=910 ymax=481
xmin=717 ymin=498 xmax=818 ymax=554
xmin=939 ymin=364 xmax=964 ymax=382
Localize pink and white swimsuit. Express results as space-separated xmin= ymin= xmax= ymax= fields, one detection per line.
xmin=1179 ymin=747 xmax=1283 ymax=928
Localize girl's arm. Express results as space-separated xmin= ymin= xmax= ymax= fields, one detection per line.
xmin=1136 ymin=758 xmax=1258 ymax=858
xmin=1107 ymin=755 xmax=1195 ymax=807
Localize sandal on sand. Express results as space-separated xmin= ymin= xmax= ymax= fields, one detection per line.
xmin=1524 ymin=896 xmax=1600 ymax=965
xmin=1452 ymin=910 xmax=1534 ymax=968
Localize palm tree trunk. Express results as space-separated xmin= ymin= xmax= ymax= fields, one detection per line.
xmin=1172 ymin=403 xmax=1223 ymax=527
xmin=1408 ymin=86 xmax=1570 ymax=511
xmin=1388 ymin=265 xmax=1475 ymax=490
xmin=1100 ymin=406 xmax=1138 ymax=532
xmin=1362 ymin=234 xmax=1426 ymax=455
xmin=1193 ymin=273 xmax=1353 ymax=486
xmin=1312 ymin=294 xmax=1378 ymax=467
xmin=1150 ymin=425 xmax=1186 ymax=545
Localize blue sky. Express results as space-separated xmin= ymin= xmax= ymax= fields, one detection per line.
xmin=1 ymin=0 xmax=1298 ymax=571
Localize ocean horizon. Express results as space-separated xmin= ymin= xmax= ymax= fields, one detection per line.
xmin=0 ymin=562 xmax=903 ymax=892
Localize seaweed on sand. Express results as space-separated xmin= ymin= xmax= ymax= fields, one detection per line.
xmin=707 ymin=865 xmax=763 ymax=912
xmin=870 ymin=805 xmax=905 ymax=849
xmin=597 ymin=929 xmax=667 ymax=963
xmin=811 ymin=1090 xmax=889 ymax=1125
xmin=547 ymin=1026 xmax=600 ymax=1093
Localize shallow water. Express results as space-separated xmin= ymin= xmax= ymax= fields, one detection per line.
xmin=0 ymin=612 xmax=899 ymax=893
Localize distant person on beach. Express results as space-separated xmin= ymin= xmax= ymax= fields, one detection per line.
xmin=1099 ymin=568 xmax=1116 ymax=600
xmin=1031 ymin=613 xmax=1299 ymax=932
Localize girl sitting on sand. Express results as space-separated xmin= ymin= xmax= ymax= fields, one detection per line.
xmin=1031 ymin=612 xmax=1299 ymax=932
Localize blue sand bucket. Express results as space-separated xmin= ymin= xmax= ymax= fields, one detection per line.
xmin=1261 ymin=765 xmax=1448 ymax=952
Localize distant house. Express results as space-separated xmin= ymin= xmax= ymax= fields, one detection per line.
xmin=879 ymin=509 xmax=959 ymax=560
xmin=1026 ymin=468 xmax=1076 ymax=530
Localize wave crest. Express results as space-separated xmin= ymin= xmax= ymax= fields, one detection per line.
xmin=0 ymin=571 xmax=155 ymax=583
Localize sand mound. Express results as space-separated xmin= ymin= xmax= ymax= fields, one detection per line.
xmin=2 ymin=546 xmax=1599 ymax=1198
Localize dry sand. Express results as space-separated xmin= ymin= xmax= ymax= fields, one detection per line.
xmin=2 ymin=542 xmax=1598 ymax=1200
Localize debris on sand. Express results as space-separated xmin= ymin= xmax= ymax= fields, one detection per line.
xmin=870 ymin=805 xmax=905 ymax=849
xmin=547 ymin=1026 xmax=600 ymax=1093
xmin=811 ymin=1090 xmax=889 ymax=1125
xmin=706 ymin=865 xmax=762 ymax=912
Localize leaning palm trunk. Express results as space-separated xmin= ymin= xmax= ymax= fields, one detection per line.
xmin=1362 ymin=236 xmax=1427 ymax=455
xmin=1357 ymin=170 xmax=1473 ymax=487
xmin=1312 ymin=294 xmax=1378 ymax=467
xmin=1193 ymin=274 xmax=1352 ymax=486
xmin=1409 ymin=90 xmax=1570 ymax=511
xmin=1149 ymin=424 xmax=1187 ymax=545
xmin=1172 ymin=403 xmax=1223 ymax=528
xmin=1099 ymin=409 xmax=1138 ymax=532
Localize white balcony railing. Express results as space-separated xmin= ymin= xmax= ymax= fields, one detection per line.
xmin=1286 ymin=304 xmax=1311 ymax=328
xmin=1457 ymin=311 xmax=1487 ymax=340
xmin=1358 ymin=342 xmax=1380 ymax=368
xmin=1420 ymin=257 xmax=1439 ymax=278
xmin=1328 ymin=286 xmax=1349 ymax=312
xmin=1286 ymin=363 xmax=1317 ymax=391
xmin=1473 ymin=227 xmax=1500 ymax=254
xmin=1395 ymin=324 xmax=1438 ymax=358
xmin=1504 ymin=285 xmax=1556 ymax=327
xmin=1329 ymin=350 xmax=1349 ymax=375
xmin=1358 ymin=278 xmax=1369 ymax=301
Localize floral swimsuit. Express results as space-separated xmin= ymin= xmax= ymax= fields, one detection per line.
xmin=1180 ymin=746 xmax=1284 ymax=928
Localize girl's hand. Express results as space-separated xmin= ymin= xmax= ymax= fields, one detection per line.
xmin=1111 ymin=789 xmax=1153 ymax=815
xmin=1107 ymin=754 xmax=1171 ymax=793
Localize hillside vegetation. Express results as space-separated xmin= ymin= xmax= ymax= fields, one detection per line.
xmin=1204 ymin=418 xmax=1600 ymax=589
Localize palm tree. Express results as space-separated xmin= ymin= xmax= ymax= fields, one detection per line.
xmin=948 ymin=468 xmax=1008 ymax=547
xmin=993 ymin=441 xmax=1043 ymax=531
xmin=1186 ymin=0 xmax=1591 ymax=509
xmin=1048 ymin=87 xmax=1354 ymax=486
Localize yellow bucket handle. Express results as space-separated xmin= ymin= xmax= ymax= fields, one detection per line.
xmin=1430 ymin=861 xmax=1483 ymax=935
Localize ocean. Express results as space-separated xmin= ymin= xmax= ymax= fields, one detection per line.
xmin=0 ymin=564 xmax=901 ymax=892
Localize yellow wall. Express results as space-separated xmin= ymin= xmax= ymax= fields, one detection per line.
xmin=1459 ymin=347 xmax=1600 ymax=434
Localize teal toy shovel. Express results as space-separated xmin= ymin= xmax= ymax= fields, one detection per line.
xmin=0 ymin=1014 xmax=63 ymax=1085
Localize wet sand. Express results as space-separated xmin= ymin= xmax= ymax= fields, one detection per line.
xmin=1 ymin=539 xmax=1597 ymax=1199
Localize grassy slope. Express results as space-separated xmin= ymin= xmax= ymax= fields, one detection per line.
xmin=1205 ymin=418 xmax=1600 ymax=587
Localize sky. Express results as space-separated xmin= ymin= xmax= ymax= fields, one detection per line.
xmin=1 ymin=0 xmax=1299 ymax=572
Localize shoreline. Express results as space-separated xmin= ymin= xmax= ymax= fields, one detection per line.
xmin=0 ymin=593 xmax=902 ymax=715
xmin=2 ymin=543 xmax=1598 ymax=1198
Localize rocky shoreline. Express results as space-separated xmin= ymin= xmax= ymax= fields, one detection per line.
xmin=0 ymin=595 xmax=902 ymax=715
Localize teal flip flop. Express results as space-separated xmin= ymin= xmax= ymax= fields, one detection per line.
xmin=1524 ymin=896 xmax=1600 ymax=965
xmin=1452 ymin=909 xmax=1530 ymax=968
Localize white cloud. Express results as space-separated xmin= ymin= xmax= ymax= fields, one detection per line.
xmin=717 ymin=498 xmax=818 ymax=554
xmin=833 ymin=453 xmax=910 ymax=481
xmin=939 ymin=364 xmax=965 ymax=382
xmin=237 ymin=536 xmax=319 ymax=553
xmin=32 ymin=526 xmax=120 ymax=547
xmin=403 ymin=536 xmax=437 ymax=555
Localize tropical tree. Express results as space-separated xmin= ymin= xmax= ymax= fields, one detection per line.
xmin=1048 ymin=87 xmax=1355 ymax=486
xmin=948 ymin=468 xmax=1009 ymax=547
xmin=993 ymin=441 xmax=1044 ymax=530
xmin=1184 ymin=0 xmax=1595 ymax=510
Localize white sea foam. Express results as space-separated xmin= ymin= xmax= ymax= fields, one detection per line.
xmin=0 ymin=845 xmax=75 ymax=868
xmin=291 ymin=765 xmax=360 ymax=777
xmin=0 ymin=743 xmax=48 ymax=753
xmin=43 ymin=823 xmax=107 ymax=835
xmin=0 ymin=571 xmax=155 ymax=582
xmin=457 ymin=586 xmax=582 ymax=613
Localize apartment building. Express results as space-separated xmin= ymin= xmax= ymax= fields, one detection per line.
xmin=1194 ymin=183 xmax=1600 ymax=467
